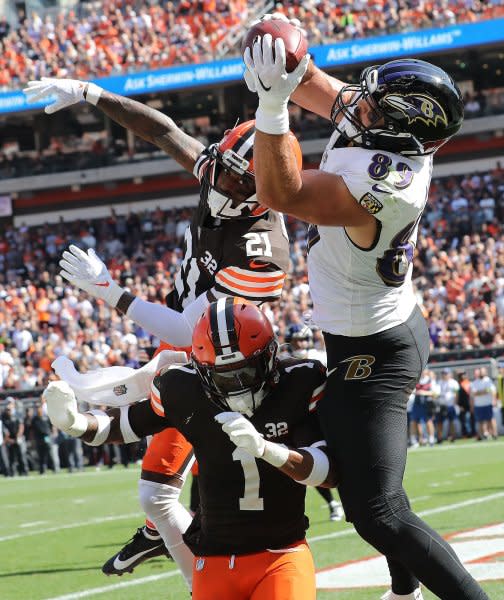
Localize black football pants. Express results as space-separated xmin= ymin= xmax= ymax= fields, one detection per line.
xmin=319 ymin=306 xmax=488 ymax=599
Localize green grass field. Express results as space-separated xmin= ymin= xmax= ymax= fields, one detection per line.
xmin=1 ymin=440 xmax=503 ymax=600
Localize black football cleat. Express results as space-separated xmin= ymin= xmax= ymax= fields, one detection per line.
xmin=102 ymin=527 xmax=171 ymax=576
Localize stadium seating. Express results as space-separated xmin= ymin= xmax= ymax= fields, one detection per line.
xmin=1 ymin=91 xmax=504 ymax=180
xmin=0 ymin=0 xmax=503 ymax=89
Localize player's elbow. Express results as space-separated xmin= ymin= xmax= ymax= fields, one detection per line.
xmin=256 ymin=184 xmax=301 ymax=213
xmin=255 ymin=187 xmax=285 ymax=212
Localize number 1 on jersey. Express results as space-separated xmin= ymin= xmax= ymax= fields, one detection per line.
xmin=232 ymin=447 xmax=264 ymax=511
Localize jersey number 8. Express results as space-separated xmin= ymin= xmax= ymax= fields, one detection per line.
xmin=376 ymin=218 xmax=420 ymax=288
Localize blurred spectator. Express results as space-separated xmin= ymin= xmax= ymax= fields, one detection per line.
xmin=0 ymin=16 xmax=10 ymax=40
xmin=2 ymin=397 xmax=29 ymax=475
xmin=409 ymin=369 xmax=438 ymax=447
xmin=31 ymin=403 xmax=58 ymax=474
xmin=436 ymin=368 xmax=460 ymax=443
xmin=57 ymin=430 xmax=84 ymax=472
xmin=498 ymin=365 xmax=504 ymax=427
xmin=464 ymin=93 xmax=481 ymax=118
xmin=456 ymin=370 xmax=475 ymax=438
xmin=0 ymin=411 xmax=9 ymax=476
xmin=470 ymin=367 xmax=498 ymax=440
xmin=12 ymin=319 xmax=33 ymax=359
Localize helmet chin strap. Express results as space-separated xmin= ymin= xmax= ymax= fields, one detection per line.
xmin=226 ymin=384 xmax=267 ymax=417
xmin=338 ymin=98 xmax=363 ymax=144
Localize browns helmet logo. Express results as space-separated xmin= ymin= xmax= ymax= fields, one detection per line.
xmin=382 ymin=93 xmax=448 ymax=128
xmin=359 ymin=193 xmax=383 ymax=215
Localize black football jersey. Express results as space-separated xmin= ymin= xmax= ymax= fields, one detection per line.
xmin=165 ymin=148 xmax=290 ymax=311
xmin=148 ymin=357 xmax=326 ymax=556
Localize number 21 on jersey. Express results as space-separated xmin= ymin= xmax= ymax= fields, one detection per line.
xmin=244 ymin=232 xmax=272 ymax=257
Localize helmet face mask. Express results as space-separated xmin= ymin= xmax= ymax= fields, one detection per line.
xmin=203 ymin=143 xmax=260 ymax=220
xmin=191 ymin=299 xmax=279 ymax=416
xmin=202 ymin=119 xmax=303 ymax=219
xmin=331 ymin=59 xmax=464 ymax=156
xmin=193 ymin=340 xmax=278 ymax=416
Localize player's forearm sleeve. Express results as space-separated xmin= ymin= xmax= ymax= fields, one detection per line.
xmin=126 ymin=294 xmax=210 ymax=347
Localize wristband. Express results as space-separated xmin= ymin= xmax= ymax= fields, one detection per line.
xmin=297 ymin=446 xmax=330 ymax=486
xmin=86 ymin=410 xmax=111 ymax=446
xmin=120 ymin=406 xmax=141 ymax=443
xmin=68 ymin=412 xmax=88 ymax=437
xmin=116 ymin=291 xmax=136 ymax=316
xmin=255 ymin=105 xmax=290 ymax=135
xmin=106 ymin=281 xmax=125 ymax=308
xmin=85 ymin=82 xmax=103 ymax=106
xmin=262 ymin=441 xmax=290 ymax=467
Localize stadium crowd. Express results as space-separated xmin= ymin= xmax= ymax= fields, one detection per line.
xmin=0 ymin=165 xmax=503 ymax=375
xmin=0 ymin=0 xmax=503 ymax=88
xmin=0 ymin=162 xmax=503 ymax=474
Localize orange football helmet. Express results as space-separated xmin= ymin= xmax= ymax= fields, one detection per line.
xmin=191 ymin=297 xmax=279 ymax=415
xmin=203 ymin=119 xmax=302 ymax=220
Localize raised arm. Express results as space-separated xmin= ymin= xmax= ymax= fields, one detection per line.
xmin=291 ymin=60 xmax=347 ymax=121
xmin=244 ymin=13 xmax=346 ymax=120
xmin=94 ymin=91 xmax=204 ymax=172
xmin=23 ymin=79 xmax=204 ymax=172
xmin=59 ymin=244 xmax=209 ymax=347
xmin=43 ymin=381 xmax=169 ymax=446
xmin=242 ymin=35 xmax=375 ymax=238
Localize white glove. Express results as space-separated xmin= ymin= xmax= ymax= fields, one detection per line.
xmin=215 ymin=412 xmax=289 ymax=467
xmin=59 ymin=244 xmax=124 ymax=306
xmin=244 ymin=35 xmax=309 ymax=134
xmin=23 ymin=78 xmax=103 ymax=114
xmin=42 ymin=380 xmax=88 ymax=437
xmin=244 ymin=12 xmax=303 ymax=94
xmin=216 ymin=411 xmax=266 ymax=457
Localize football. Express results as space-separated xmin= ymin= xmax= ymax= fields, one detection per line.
xmin=242 ymin=20 xmax=308 ymax=73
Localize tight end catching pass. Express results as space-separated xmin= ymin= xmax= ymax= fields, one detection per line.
xmin=241 ymin=11 xmax=488 ymax=600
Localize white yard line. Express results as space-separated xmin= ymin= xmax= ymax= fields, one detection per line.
xmin=19 ymin=521 xmax=47 ymax=528
xmin=2 ymin=490 xmax=504 ymax=545
xmin=35 ymin=490 xmax=504 ymax=599
xmin=23 ymin=492 xmax=504 ymax=600
xmin=307 ymin=491 xmax=504 ymax=544
xmin=1 ymin=468 xmax=141 ymax=482
xmin=408 ymin=440 xmax=504 ymax=452
xmin=0 ymin=512 xmax=143 ymax=542
xmin=415 ymin=491 xmax=504 ymax=517
xmin=409 ymin=495 xmax=431 ymax=503
xmin=44 ymin=571 xmax=181 ymax=600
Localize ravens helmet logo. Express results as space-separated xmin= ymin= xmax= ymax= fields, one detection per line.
xmin=382 ymin=93 xmax=448 ymax=129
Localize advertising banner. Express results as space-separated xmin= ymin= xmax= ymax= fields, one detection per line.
xmin=1 ymin=18 xmax=503 ymax=115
